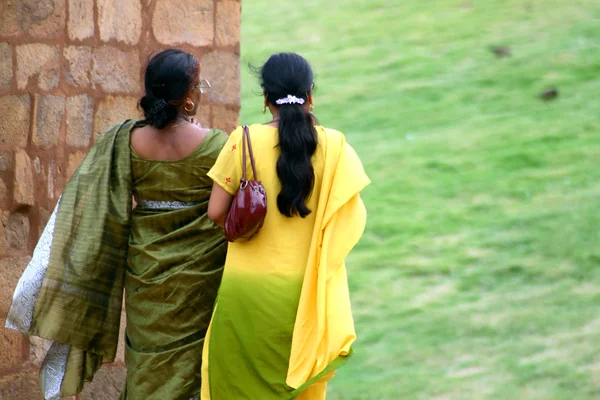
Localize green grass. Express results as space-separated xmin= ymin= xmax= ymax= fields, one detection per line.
xmin=240 ymin=1 xmax=600 ymax=398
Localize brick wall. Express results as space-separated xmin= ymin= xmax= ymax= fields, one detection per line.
xmin=0 ymin=1 xmax=240 ymax=398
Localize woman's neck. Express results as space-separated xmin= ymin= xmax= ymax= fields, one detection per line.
xmin=265 ymin=112 xmax=279 ymax=126
xmin=265 ymin=109 xmax=317 ymax=126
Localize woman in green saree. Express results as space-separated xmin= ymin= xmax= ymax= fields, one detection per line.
xmin=5 ymin=49 xmax=228 ymax=400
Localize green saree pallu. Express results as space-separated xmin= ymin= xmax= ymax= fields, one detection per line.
xmin=5 ymin=120 xmax=228 ymax=400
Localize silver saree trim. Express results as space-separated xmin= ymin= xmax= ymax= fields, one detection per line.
xmin=40 ymin=342 xmax=71 ymax=400
xmin=5 ymin=199 xmax=60 ymax=333
xmin=139 ymin=200 xmax=201 ymax=210
xmin=5 ymin=199 xmax=70 ymax=400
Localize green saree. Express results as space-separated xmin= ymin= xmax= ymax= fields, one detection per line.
xmin=5 ymin=120 xmax=228 ymax=400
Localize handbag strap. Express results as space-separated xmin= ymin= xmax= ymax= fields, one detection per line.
xmin=242 ymin=125 xmax=259 ymax=181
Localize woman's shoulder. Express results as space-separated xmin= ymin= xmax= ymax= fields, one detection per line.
xmin=205 ymin=127 xmax=228 ymax=140
xmin=198 ymin=127 xmax=230 ymax=156
xmin=231 ymin=124 xmax=279 ymax=144
xmin=316 ymin=126 xmax=348 ymax=146
xmin=318 ymin=126 xmax=344 ymax=136
xmin=314 ymin=126 xmax=362 ymax=164
xmin=246 ymin=124 xmax=277 ymax=134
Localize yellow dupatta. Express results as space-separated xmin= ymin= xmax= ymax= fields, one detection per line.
xmin=287 ymin=128 xmax=370 ymax=391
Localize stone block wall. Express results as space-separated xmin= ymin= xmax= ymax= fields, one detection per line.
xmin=0 ymin=1 xmax=240 ymax=398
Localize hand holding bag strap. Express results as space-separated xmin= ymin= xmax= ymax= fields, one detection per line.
xmin=243 ymin=125 xmax=259 ymax=181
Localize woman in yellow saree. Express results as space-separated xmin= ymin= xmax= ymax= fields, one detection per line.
xmin=203 ymin=53 xmax=370 ymax=399
xmin=5 ymin=49 xmax=228 ymax=400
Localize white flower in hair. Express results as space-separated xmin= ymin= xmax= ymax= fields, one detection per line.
xmin=275 ymin=95 xmax=305 ymax=105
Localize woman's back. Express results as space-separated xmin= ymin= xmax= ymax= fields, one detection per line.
xmin=131 ymin=122 xmax=209 ymax=161
xmin=208 ymin=124 xmax=338 ymax=273
xmin=130 ymin=123 xmax=223 ymax=207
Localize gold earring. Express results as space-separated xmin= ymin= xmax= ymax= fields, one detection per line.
xmin=185 ymin=101 xmax=194 ymax=113
xmin=309 ymin=104 xmax=314 ymax=112
xmin=262 ymin=105 xmax=267 ymax=114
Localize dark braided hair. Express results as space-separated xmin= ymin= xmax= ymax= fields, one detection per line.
xmin=257 ymin=53 xmax=317 ymax=218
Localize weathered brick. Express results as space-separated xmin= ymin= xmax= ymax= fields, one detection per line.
xmin=32 ymin=158 xmax=47 ymax=200
xmin=14 ymin=151 xmax=34 ymax=206
xmin=66 ymin=95 xmax=93 ymax=148
xmin=67 ymin=151 xmax=86 ymax=178
xmin=0 ymin=178 xmax=6 ymax=209
xmin=28 ymin=0 xmax=66 ymax=38
xmin=0 ymin=151 xmax=13 ymax=174
xmin=0 ymin=1 xmax=24 ymax=36
xmin=0 ymin=42 xmax=12 ymax=89
xmin=0 ymin=209 xmax=5 ymax=253
xmin=38 ymin=206 xmax=52 ymax=237
xmin=0 ymin=366 xmax=44 ymax=399
xmin=47 ymin=160 xmax=57 ymax=200
xmin=29 ymin=336 xmax=53 ymax=365
xmin=5 ymin=211 xmax=30 ymax=249
xmin=79 ymin=365 xmax=126 ymax=400
xmin=0 ymin=0 xmax=65 ymax=39
xmin=0 ymin=328 xmax=25 ymax=374
xmin=0 ymin=257 xmax=31 ymax=316
xmin=0 ymin=95 xmax=31 ymax=147
xmin=215 ymin=1 xmax=240 ymax=47
xmin=194 ymin=105 xmax=211 ymax=129
xmin=33 ymin=95 xmax=65 ymax=149
xmin=202 ymin=51 xmax=240 ymax=105
xmin=16 ymin=44 xmax=60 ymax=90
xmin=212 ymin=105 xmax=239 ymax=134
xmin=93 ymin=96 xmax=140 ymax=140
xmin=67 ymin=0 xmax=94 ymax=40
xmin=153 ymin=0 xmax=214 ymax=47
xmin=34 ymin=157 xmax=42 ymax=175
xmin=64 ymin=46 xmax=92 ymax=87
xmin=92 ymin=46 xmax=141 ymax=93
xmin=53 ymin=173 xmax=66 ymax=200
xmin=98 ymin=0 xmax=142 ymax=45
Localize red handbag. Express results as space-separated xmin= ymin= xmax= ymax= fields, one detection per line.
xmin=224 ymin=125 xmax=267 ymax=242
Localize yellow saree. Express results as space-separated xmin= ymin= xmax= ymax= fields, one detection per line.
xmin=201 ymin=125 xmax=369 ymax=400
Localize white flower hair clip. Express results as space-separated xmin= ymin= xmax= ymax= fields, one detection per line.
xmin=275 ymin=95 xmax=305 ymax=105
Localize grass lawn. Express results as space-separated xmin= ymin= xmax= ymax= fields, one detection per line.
xmin=240 ymin=1 xmax=600 ymax=398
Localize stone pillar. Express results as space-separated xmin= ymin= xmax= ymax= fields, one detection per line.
xmin=0 ymin=1 xmax=240 ymax=398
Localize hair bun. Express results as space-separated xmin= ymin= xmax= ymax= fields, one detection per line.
xmin=139 ymin=49 xmax=200 ymax=129
xmin=149 ymin=99 xmax=168 ymax=116
xmin=140 ymin=95 xmax=178 ymax=129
